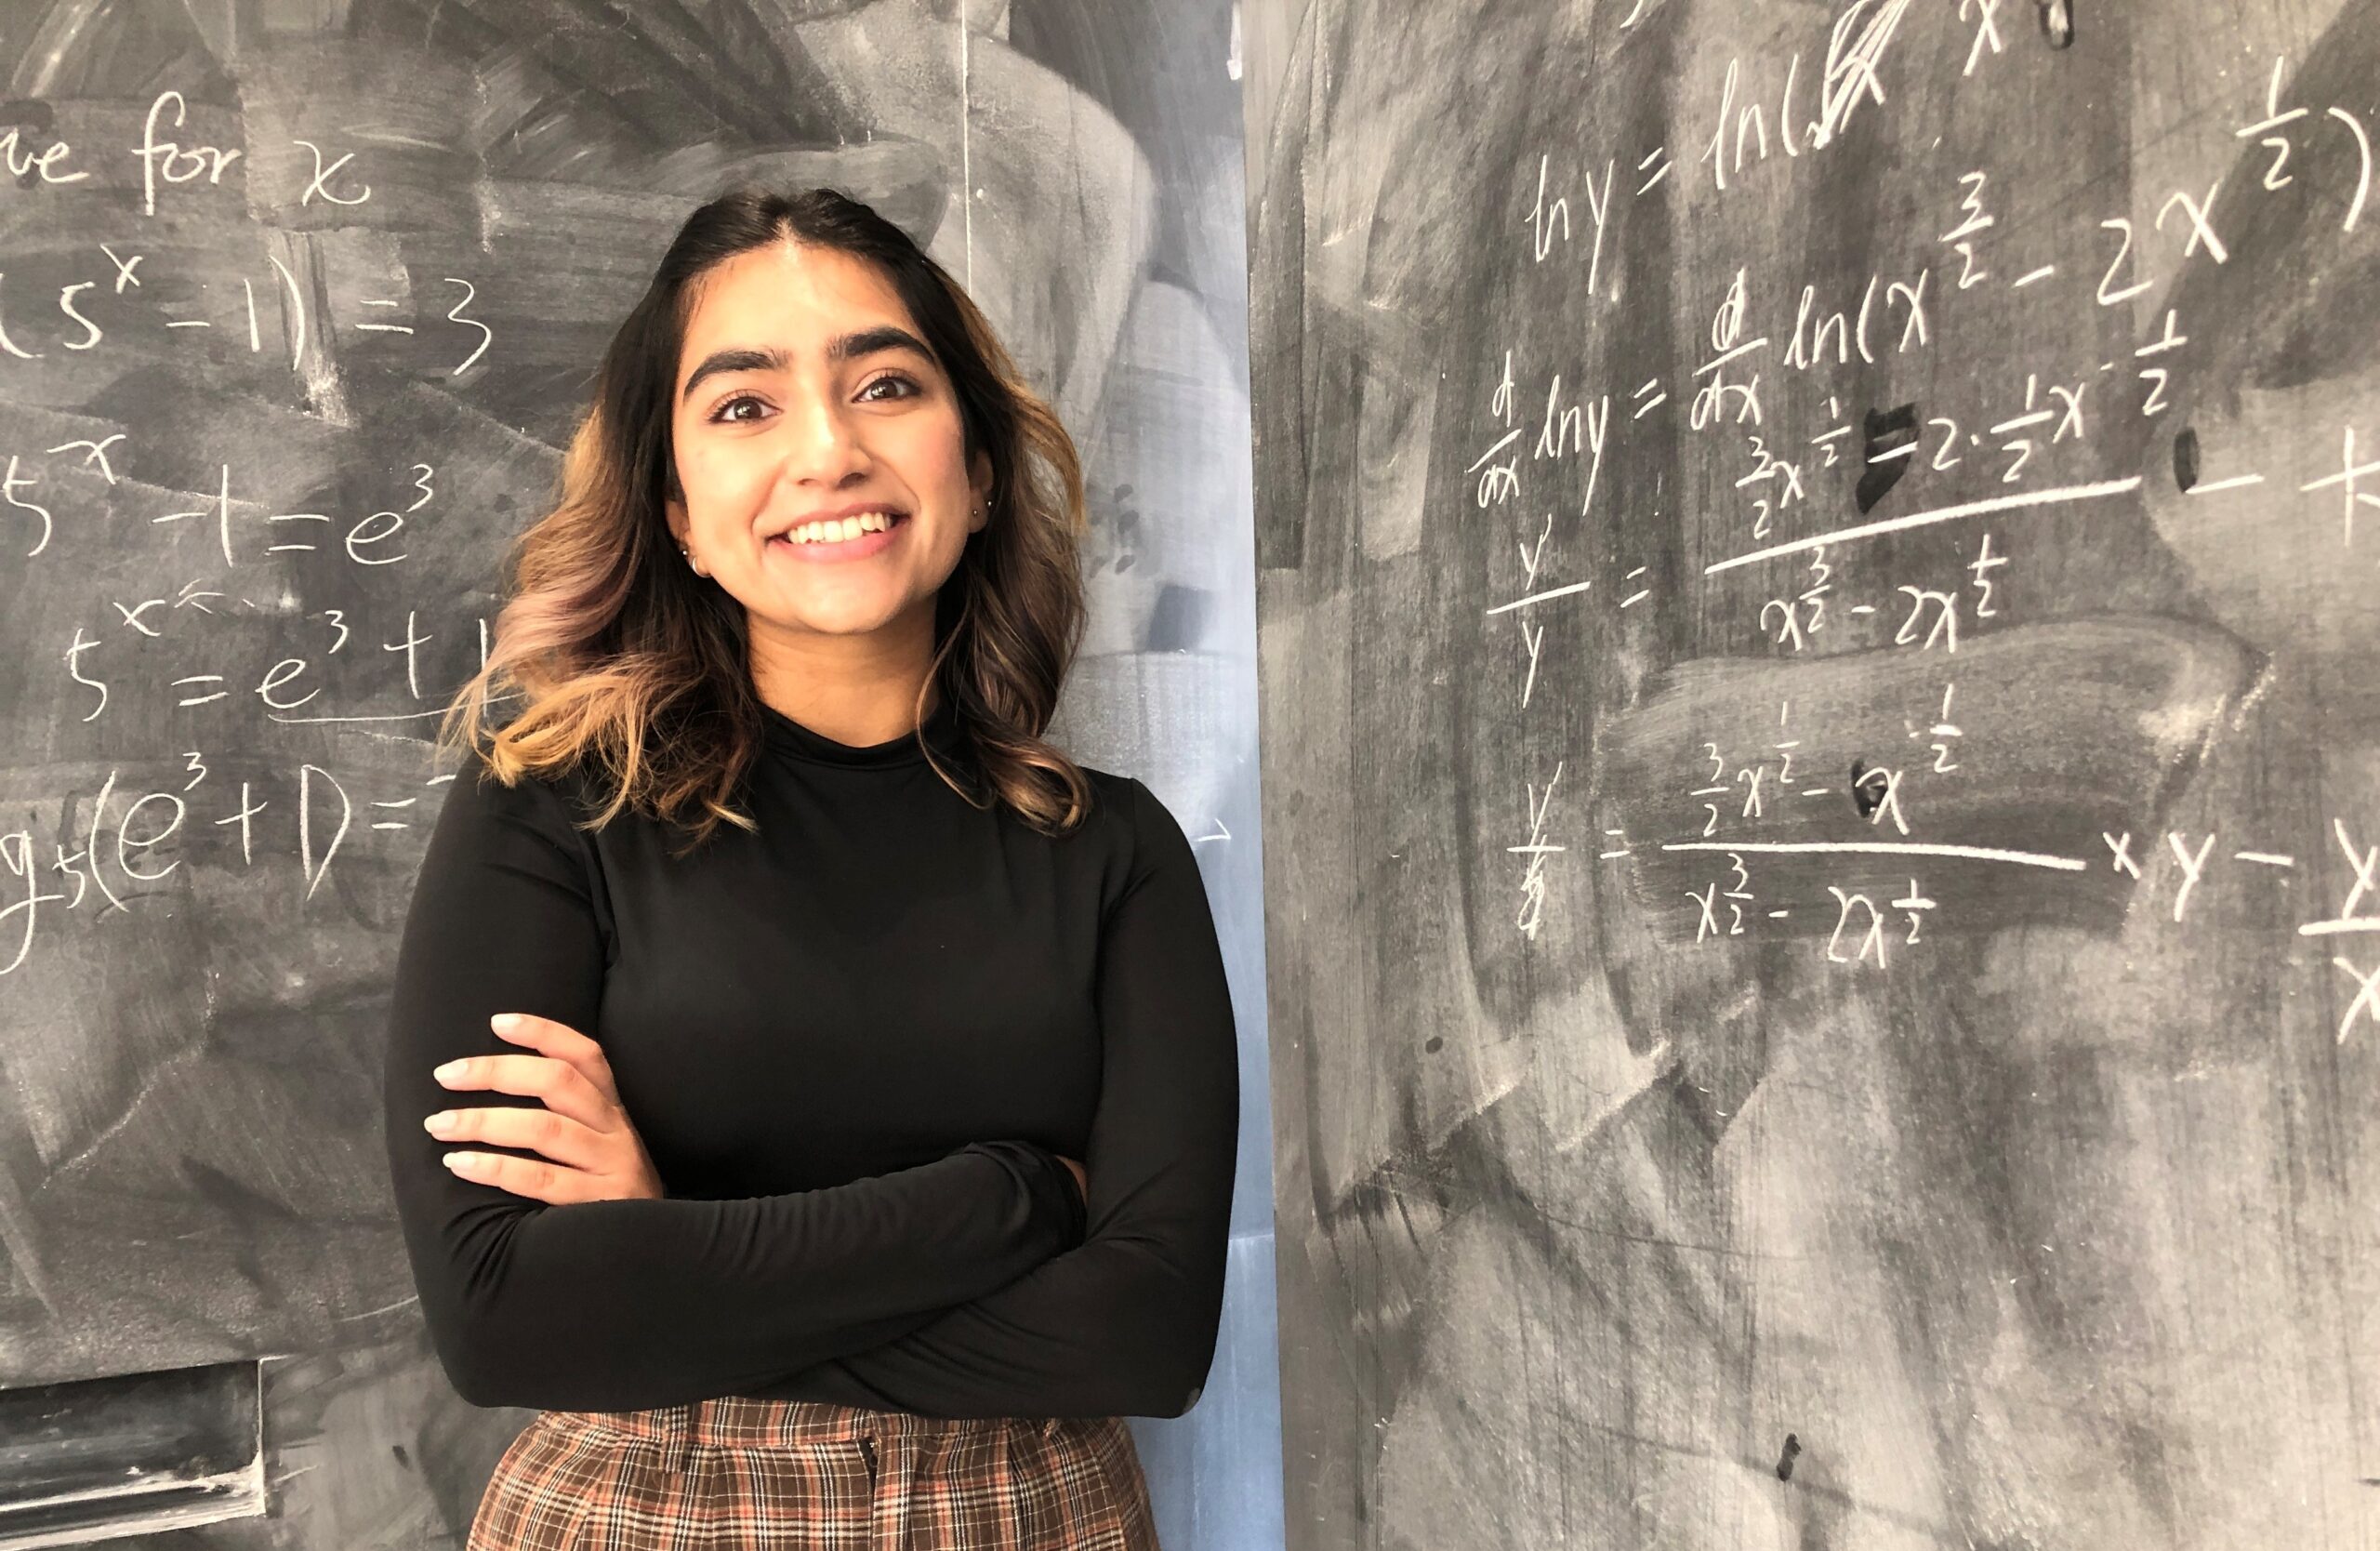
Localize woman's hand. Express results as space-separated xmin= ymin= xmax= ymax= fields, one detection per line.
xmin=427 ymin=1014 xmax=665 ymax=1203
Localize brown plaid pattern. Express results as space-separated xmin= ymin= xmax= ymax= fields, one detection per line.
xmin=465 ymin=1396 xmax=1160 ymax=1548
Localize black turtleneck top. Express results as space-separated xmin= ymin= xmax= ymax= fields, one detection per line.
xmin=380 ymin=695 xmax=1240 ymax=1419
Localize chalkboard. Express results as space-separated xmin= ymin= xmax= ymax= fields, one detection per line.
xmin=0 ymin=3 xmax=1271 ymax=1547
xmin=1248 ymin=0 xmax=2380 ymax=1544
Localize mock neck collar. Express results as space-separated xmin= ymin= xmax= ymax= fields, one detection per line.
xmin=759 ymin=693 xmax=964 ymax=771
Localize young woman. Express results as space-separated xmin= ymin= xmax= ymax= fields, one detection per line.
xmin=380 ymin=185 xmax=1240 ymax=1549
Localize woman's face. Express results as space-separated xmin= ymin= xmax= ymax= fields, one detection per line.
xmin=664 ymin=241 xmax=991 ymax=648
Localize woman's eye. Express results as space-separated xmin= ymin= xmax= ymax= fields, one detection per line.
xmin=706 ymin=375 xmax=917 ymax=423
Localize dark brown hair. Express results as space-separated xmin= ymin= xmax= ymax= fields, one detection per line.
xmin=434 ymin=186 xmax=1092 ymax=855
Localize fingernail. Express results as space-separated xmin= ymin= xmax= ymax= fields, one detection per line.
xmin=443 ymin=1152 xmax=485 ymax=1173
xmin=434 ymin=1060 xmax=466 ymax=1081
xmin=490 ymin=1014 xmax=522 ymax=1031
xmin=424 ymin=1112 xmax=456 ymax=1134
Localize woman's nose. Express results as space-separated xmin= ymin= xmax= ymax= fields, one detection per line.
xmin=781 ymin=389 xmax=871 ymax=484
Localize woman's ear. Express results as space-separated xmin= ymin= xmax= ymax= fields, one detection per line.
xmin=968 ymin=448 xmax=995 ymax=533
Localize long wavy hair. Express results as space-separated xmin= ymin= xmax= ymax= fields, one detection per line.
xmin=434 ymin=186 xmax=1092 ymax=855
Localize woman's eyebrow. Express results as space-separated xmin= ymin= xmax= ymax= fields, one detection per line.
xmin=680 ymin=326 xmax=933 ymax=404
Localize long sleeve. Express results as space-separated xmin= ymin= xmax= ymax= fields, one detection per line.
xmin=748 ymin=776 xmax=1243 ymax=1419
xmin=381 ymin=760 xmax=1089 ymax=1412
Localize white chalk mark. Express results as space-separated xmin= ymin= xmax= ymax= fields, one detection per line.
xmin=270 ymin=251 xmax=306 ymax=367
xmin=2330 ymin=106 xmax=2371 ymax=232
xmin=1960 ymin=0 xmax=2004 ymax=76
xmin=2335 ymin=957 xmax=2380 ymax=1042
xmin=2011 ymin=264 xmax=2056 ymax=287
xmin=1526 ymin=152 xmax=1573 ymax=261
xmin=1486 ymin=579 xmax=1592 ymax=615
xmin=2237 ymin=58 xmax=2307 ymax=138
xmin=1661 ymin=840 xmax=2085 ymax=871
xmin=2157 ymin=182 xmax=2229 ymax=264
xmin=2302 ymin=919 xmax=2380 ymax=936
xmin=1580 ymin=393 xmax=1612 ymax=517
xmin=2168 ymin=830 xmax=2216 ymax=921
xmin=173 ymin=674 xmax=227 ymax=707
xmin=2337 ymin=819 xmax=2378 ymax=918
xmin=2187 ymin=473 xmax=2265 ymax=495
xmin=77 ymin=769 xmax=126 ymax=910
xmin=2300 ymin=427 xmax=2380 ymax=549
xmin=1519 ymin=510 xmax=1554 ymax=583
xmin=1466 ymin=427 xmax=1522 ymax=471
xmin=2134 ymin=310 xmax=2188 ymax=358
xmin=267 ymin=707 xmax=448 ymax=724
xmin=1827 ymin=886 xmax=1893 ymax=964
xmin=1575 ymin=156 xmax=1617 ymax=294
xmin=1705 ymin=477 xmax=2144 ymax=574
xmin=1516 ymin=763 xmax=1566 ymax=938
xmin=2234 ymin=851 xmax=2296 ymax=868
xmin=2104 ymin=831 xmax=2142 ymax=879
xmin=1694 ymin=337 xmax=1771 ymax=377
xmin=297 ymin=763 xmax=351 ymax=903
xmin=1813 ymin=0 xmax=1915 ymax=150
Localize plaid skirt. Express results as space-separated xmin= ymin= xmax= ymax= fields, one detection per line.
xmin=464 ymin=1395 xmax=1160 ymax=1549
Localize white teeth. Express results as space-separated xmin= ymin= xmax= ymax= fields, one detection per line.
xmin=783 ymin=510 xmax=898 ymax=545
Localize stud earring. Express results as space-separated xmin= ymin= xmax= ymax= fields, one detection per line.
xmin=681 ymin=545 xmax=704 ymax=577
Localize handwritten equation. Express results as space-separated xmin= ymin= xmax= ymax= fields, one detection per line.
xmin=1470 ymin=18 xmax=2378 ymax=1035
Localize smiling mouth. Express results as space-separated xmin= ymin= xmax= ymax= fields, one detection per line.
xmin=770 ymin=510 xmax=907 ymax=548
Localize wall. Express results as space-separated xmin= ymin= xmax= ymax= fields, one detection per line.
xmin=0 ymin=1 xmax=1276 ymax=1545
xmin=1246 ymin=0 xmax=2380 ymax=1545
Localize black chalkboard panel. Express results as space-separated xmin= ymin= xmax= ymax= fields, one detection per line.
xmin=1249 ymin=1 xmax=2380 ymax=1544
xmin=0 ymin=2 xmax=1268 ymax=1546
